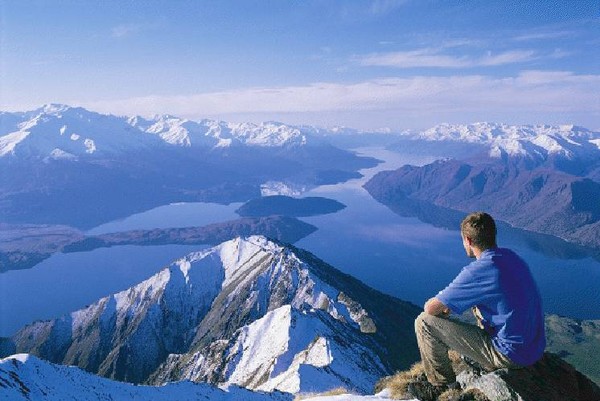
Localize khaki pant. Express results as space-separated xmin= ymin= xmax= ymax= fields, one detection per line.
xmin=414 ymin=312 xmax=518 ymax=386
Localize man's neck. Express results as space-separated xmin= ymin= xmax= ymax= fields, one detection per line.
xmin=474 ymin=245 xmax=497 ymax=259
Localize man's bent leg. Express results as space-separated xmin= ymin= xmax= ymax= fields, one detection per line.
xmin=415 ymin=312 xmax=457 ymax=385
xmin=415 ymin=312 xmax=515 ymax=386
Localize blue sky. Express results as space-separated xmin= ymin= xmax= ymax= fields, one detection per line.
xmin=1 ymin=0 xmax=599 ymax=130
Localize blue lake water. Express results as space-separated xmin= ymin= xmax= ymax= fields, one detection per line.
xmin=0 ymin=245 xmax=204 ymax=336
xmin=1 ymin=146 xmax=599 ymax=337
xmin=87 ymin=201 xmax=243 ymax=235
xmin=296 ymin=148 xmax=600 ymax=321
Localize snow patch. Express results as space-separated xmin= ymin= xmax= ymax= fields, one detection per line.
xmin=47 ymin=148 xmax=78 ymax=161
xmin=0 ymin=130 xmax=30 ymax=156
xmin=261 ymin=181 xmax=307 ymax=196
xmin=83 ymin=138 xmax=96 ymax=154
xmin=177 ymin=259 xmax=192 ymax=284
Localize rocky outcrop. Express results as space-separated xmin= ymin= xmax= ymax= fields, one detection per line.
xmin=379 ymin=351 xmax=599 ymax=401
xmin=455 ymin=353 xmax=600 ymax=401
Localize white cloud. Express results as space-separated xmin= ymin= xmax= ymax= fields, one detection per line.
xmin=81 ymin=71 xmax=600 ymax=127
xmin=358 ymin=48 xmax=536 ymax=68
xmin=479 ymin=50 xmax=536 ymax=66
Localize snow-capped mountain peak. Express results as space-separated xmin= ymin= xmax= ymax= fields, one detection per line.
xmin=0 ymin=105 xmax=318 ymax=158
xmin=412 ymin=122 xmax=599 ymax=160
xmin=6 ymin=236 xmax=420 ymax=394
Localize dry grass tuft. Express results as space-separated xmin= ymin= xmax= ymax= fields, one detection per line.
xmin=293 ymin=387 xmax=349 ymax=400
xmin=374 ymin=362 xmax=426 ymax=399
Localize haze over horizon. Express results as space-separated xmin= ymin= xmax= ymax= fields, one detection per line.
xmin=1 ymin=0 xmax=599 ymax=131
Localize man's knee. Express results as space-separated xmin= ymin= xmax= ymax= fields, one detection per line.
xmin=415 ymin=311 xmax=435 ymax=334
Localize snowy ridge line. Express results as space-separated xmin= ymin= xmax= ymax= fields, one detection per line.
xmin=405 ymin=122 xmax=600 ymax=160
xmin=5 ymin=236 xmax=421 ymax=396
xmin=0 ymin=104 xmax=317 ymax=157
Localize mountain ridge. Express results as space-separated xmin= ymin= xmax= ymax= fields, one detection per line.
xmin=0 ymin=104 xmax=321 ymax=158
xmin=364 ymin=159 xmax=600 ymax=249
xmin=1 ymin=236 xmax=421 ymax=394
xmin=404 ymin=122 xmax=599 ymax=162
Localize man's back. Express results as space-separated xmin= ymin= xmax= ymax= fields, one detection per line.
xmin=437 ymin=247 xmax=545 ymax=366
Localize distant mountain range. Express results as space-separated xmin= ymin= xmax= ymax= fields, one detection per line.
xmin=0 ymin=236 xmax=421 ymax=394
xmin=0 ymin=104 xmax=310 ymax=158
xmin=369 ymin=123 xmax=600 ymax=250
xmin=0 ymin=105 xmax=377 ymax=228
xmin=402 ymin=122 xmax=599 ymax=164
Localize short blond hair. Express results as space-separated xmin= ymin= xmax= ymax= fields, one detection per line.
xmin=460 ymin=212 xmax=497 ymax=250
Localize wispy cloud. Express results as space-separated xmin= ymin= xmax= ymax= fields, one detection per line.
xmin=359 ymin=48 xmax=469 ymax=68
xmin=513 ymin=30 xmax=575 ymax=42
xmin=111 ymin=21 xmax=163 ymax=38
xmin=479 ymin=50 xmax=537 ymax=66
xmin=358 ymin=48 xmax=537 ymax=68
xmin=82 ymin=71 xmax=600 ymax=125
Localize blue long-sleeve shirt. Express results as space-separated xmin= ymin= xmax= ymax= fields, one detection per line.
xmin=436 ymin=247 xmax=546 ymax=366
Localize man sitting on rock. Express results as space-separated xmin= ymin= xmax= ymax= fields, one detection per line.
xmin=410 ymin=212 xmax=546 ymax=400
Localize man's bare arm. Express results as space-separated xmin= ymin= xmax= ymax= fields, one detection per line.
xmin=424 ymin=297 xmax=450 ymax=316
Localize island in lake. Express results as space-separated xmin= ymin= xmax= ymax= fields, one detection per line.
xmin=236 ymin=195 xmax=346 ymax=217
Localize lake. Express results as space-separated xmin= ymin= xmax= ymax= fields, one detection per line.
xmin=1 ymin=146 xmax=599 ymax=337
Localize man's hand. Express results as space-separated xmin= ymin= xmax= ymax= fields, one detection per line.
xmin=424 ymin=297 xmax=450 ymax=317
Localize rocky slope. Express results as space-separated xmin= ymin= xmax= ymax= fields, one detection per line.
xmin=1 ymin=236 xmax=421 ymax=394
xmin=545 ymin=314 xmax=600 ymax=385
